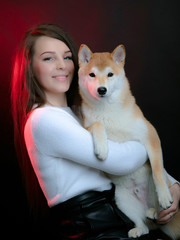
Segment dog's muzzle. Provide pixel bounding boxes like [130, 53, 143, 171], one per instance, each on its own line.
[97, 87, 107, 97]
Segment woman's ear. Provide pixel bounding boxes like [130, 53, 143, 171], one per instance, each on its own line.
[78, 44, 92, 66]
[111, 44, 126, 66]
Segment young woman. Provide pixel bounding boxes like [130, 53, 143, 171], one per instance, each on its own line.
[11, 24, 180, 240]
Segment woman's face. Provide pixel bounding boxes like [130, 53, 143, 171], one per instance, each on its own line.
[32, 36, 75, 106]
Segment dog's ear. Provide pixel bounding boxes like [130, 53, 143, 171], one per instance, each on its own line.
[78, 44, 92, 66]
[112, 45, 126, 66]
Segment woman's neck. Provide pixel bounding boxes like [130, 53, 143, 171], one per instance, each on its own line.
[45, 92, 68, 108]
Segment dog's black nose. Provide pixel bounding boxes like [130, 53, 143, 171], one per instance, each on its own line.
[97, 87, 107, 96]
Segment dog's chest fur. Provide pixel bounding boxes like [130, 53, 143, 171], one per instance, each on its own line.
[82, 99, 147, 144]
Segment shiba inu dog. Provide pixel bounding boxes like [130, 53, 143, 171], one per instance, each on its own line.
[78, 44, 180, 239]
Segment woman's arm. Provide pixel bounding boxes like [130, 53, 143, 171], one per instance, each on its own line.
[29, 107, 148, 176]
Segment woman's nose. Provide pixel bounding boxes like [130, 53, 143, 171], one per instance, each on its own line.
[56, 58, 66, 69]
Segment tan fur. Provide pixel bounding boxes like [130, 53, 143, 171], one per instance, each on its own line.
[78, 44, 180, 239]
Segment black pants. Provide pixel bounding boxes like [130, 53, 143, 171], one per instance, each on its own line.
[50, 185, 152, 240]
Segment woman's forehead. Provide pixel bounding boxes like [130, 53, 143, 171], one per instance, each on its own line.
[34, 36, 70, 55]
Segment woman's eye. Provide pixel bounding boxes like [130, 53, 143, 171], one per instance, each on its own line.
[43, 57, 53, 61]
[64, 56, 73, 60]
[107, 72, 114, 77]
[89, 72, 96, 77]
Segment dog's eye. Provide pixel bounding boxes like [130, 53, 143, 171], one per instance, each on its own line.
[89, 72, 96, 78]
[107, 72, 114, 77]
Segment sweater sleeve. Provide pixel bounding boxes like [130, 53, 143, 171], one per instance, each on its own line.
[166, 173, 180, 186]
[28, 107, 148, 176]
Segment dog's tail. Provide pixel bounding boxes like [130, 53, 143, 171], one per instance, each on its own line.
[160, 210, 180, 239]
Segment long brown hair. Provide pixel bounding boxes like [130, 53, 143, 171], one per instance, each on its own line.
[11, 24, 79, 213]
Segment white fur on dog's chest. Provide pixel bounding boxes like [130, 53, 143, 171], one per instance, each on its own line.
[83, 104, 147, 143]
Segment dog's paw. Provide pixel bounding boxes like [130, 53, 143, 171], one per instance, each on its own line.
[146, 208, 158, 220]
[128, 226, 149, 238]
[157, 187, 173, 210]
[94, 141, 108, 161]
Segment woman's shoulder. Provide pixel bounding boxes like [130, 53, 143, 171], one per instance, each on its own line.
[26, 106, 53, 127]
[27, 105, 71, 123]
[24, 106, 70, 143]
[24, 105, 83, 150]
[24, 107, 50, 136]
[25, 105, 81, 135]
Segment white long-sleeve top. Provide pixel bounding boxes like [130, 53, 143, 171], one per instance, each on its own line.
[24, 105, 176, 207]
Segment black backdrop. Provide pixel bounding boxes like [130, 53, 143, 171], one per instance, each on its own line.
[1, 0, 179, 237]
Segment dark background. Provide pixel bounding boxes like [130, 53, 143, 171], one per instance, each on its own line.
[1, 0, 179, 237]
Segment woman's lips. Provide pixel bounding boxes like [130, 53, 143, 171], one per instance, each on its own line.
[52, 75, 68, 81]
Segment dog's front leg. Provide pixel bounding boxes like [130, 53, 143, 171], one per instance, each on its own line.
[144, 122, 173, 210]
[87, 122, 108, 160]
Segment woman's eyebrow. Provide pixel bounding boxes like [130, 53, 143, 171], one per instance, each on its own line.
[40, 50, 71, 56]
[40, 51, 56, 56]
[65, 50, 72, 54]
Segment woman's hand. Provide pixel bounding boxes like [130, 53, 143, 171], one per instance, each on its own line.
[157, 183, 180, 224]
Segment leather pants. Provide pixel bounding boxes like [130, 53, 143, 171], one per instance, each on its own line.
[50, 185, 152, 240]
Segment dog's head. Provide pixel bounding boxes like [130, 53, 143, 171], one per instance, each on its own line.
[78, 44, 126, 103]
